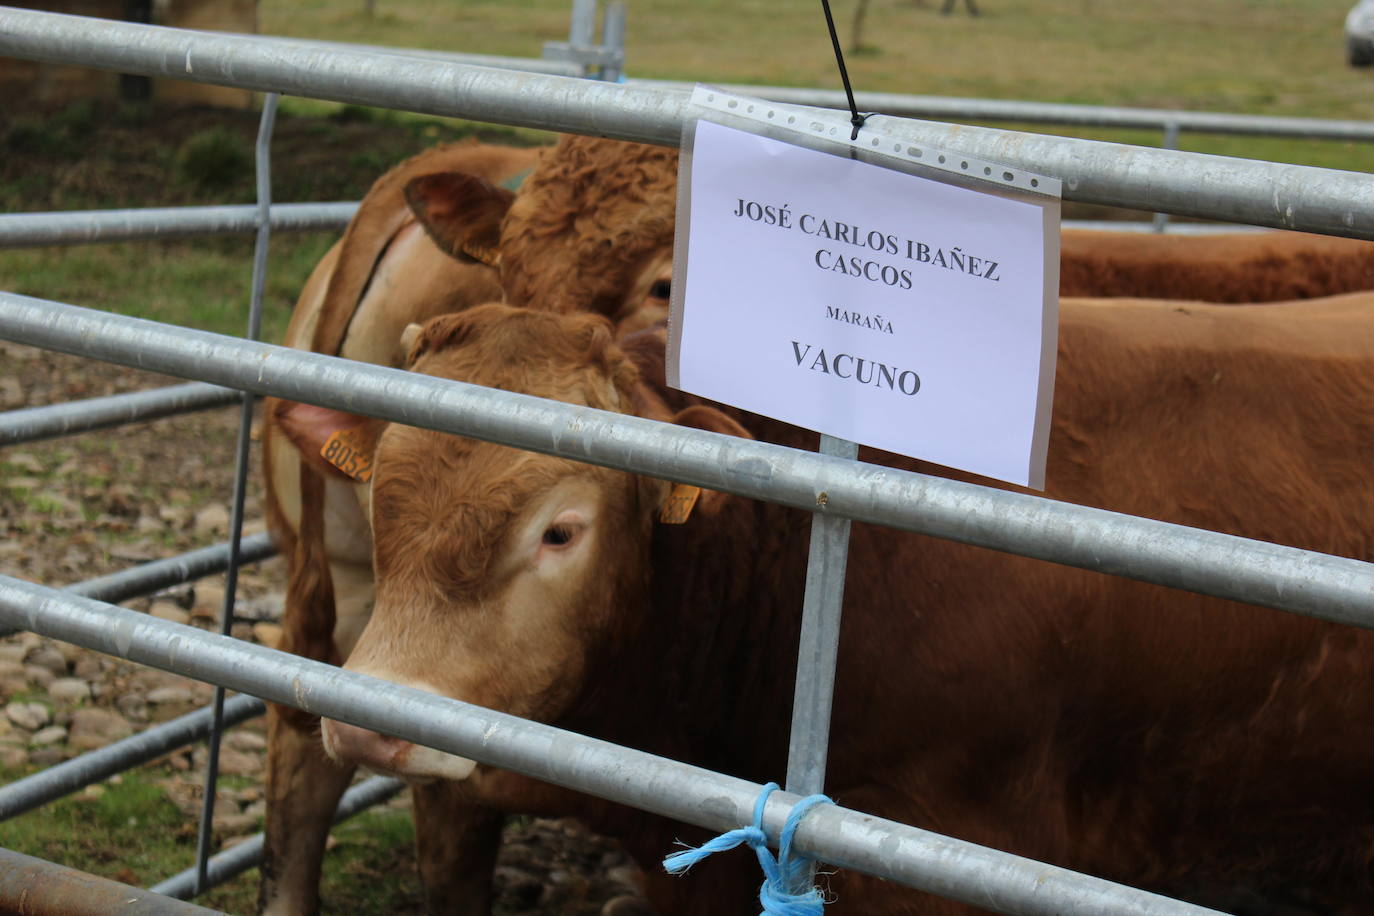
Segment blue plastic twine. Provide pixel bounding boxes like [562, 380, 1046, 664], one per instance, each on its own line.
[663, 782, 834, 916]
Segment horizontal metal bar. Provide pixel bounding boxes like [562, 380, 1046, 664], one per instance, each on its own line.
[0, 846, 226, 916]
[0, 382, 238, 445]
[1, 293, 1368, 629]
[1, 10, 1372, 238]
[66, 532, 277, 605]
[0, 202, 356, 249]
[634, 80, 1374, 142]
[0, 578, 1220, 916]
[243, 32, 582, 78]
[148, 776, 403, 899]
[0, 532, 277, 641]
[0, 693, 264, 822]
[1062, 220, 1268, 234]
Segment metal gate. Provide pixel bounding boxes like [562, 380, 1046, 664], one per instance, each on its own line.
[1, 7, 1373, 916]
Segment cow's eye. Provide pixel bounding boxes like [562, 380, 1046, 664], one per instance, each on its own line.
[649, 279, 672, 300]
[542, 525, 575, 547]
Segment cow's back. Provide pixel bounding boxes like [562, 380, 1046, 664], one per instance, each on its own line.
[1060, 229, 1374, 300]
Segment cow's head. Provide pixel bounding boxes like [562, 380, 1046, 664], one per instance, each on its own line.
[405, 134, 678, 335]
[313, 305, 743, 784]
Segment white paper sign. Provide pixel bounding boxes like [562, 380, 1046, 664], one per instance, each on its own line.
[668, 118, 1059, 488]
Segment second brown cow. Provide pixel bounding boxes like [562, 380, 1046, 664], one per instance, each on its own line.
[294, 294, 1374, 915]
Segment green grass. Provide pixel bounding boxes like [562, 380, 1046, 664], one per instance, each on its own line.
[0, 235, 332, 340]
[0, 766, 422, 914]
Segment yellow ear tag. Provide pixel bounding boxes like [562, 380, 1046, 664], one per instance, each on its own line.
[320, 428, 374, 483]
[659, 483, 701, 524]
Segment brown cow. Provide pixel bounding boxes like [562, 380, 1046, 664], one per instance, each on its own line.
[299, 295, 1374, 915]
[258, 139, 544, 916]
[260, 134, 678, 915]
[1059, 228, 1374, 300]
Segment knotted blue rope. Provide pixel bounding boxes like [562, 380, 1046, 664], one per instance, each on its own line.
[663, 782, 834, 915]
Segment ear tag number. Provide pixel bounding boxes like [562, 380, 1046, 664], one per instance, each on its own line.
[659, 483, 702, 524]
[320, 429, 374, 483]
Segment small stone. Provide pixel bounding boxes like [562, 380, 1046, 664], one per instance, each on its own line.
[72, 656, 104, 680]
[234, 786, 262, 804]
[146, 687, 195, 706]
[28, 747, 65, 767]
[226, 731, 266, 753]
[48, 678, 92, 704]
[606, 865, 644, 891]
[192, 584, 226, 619]
[30, 725, 68, 747]
[216, 747, 260, 776]
[6, 452, 43, 474]
[116, 693, 148, 722]
[0, 746, 28, 770]
[193, 504, 231, 536]
[251, 622, 283, 649]
[213, 813, 259, 837]
[149, 602, 190, 626]
[241, 799, 266, 819]
[23, 665, 54, 689]
[6, 701, 48, 730]
[69, 708, 134, 750]
[25, 646, 67, 676]
[80, 785, 106, 801]
[0, 646, 26, 664]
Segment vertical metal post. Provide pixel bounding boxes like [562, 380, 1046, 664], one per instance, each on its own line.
[786, 433, 859, 795]
[599, 1, 626, 82]
[191, 91, 278, 896]
[1151, 121, 1181, 233]
[568, 0, 598, 47]
[784, 433, 857, 892]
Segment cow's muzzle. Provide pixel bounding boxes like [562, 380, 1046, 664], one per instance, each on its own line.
[321, 718, 477, 781]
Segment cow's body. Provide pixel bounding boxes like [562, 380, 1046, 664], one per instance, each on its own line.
[1060, 228, 1374, 300]
[315, 295, 1374, 915]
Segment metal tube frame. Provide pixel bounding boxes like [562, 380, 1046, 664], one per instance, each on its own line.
[2, 8, 1374, 238]
[0, 846, 227, 916]
[632, 79, 1374, 141]
[2, 294, 1369, 628]
[0, 202, 356, 249]
[0, 382, 237, 446]
[2, 8, 1371, 909]
[0, 577, 1223, 916]
[190, 90, 278, 895]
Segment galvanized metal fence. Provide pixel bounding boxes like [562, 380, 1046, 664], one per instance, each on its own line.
[0, 7, 1372, 916]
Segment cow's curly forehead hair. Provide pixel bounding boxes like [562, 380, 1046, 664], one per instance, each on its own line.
[373, 304, 646, 599]
[402, 303, 640, 410]
[498, 134, 678, 319]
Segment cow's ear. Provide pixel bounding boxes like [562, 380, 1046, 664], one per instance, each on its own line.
[655, 406, 753, 523]
[403, 172, 514, 267]
[273, 401, 383, 484]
